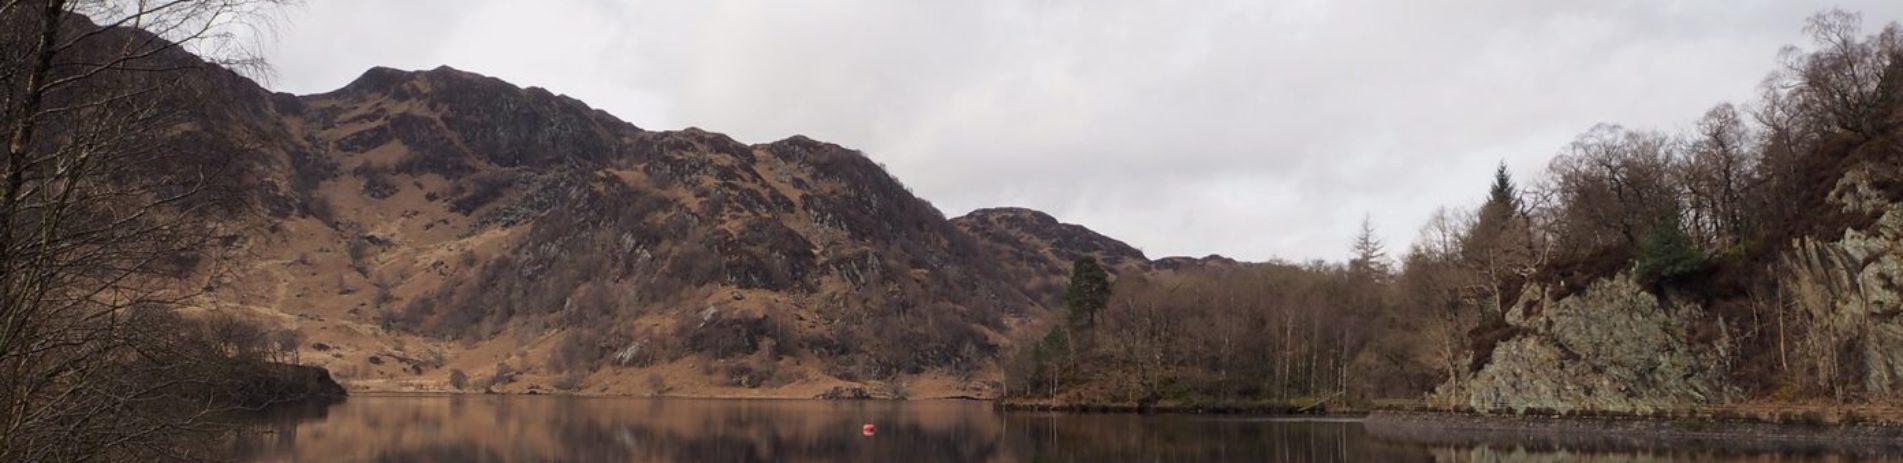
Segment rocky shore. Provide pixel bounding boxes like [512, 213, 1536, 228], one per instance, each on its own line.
[1365, 410, 1903, 456]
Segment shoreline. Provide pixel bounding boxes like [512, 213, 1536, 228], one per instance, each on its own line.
[324, 390, 1903, 449]
[1364, 410, 1903, 455]
[992, 398, 1356, 416]
[339, 389, 992, 401]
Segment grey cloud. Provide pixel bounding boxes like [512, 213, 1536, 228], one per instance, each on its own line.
[264, 0, 1903, 262]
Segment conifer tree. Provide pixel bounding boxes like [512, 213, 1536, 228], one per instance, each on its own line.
[1064, 256, 1112, 329]
[1635, 204, 1705, 285]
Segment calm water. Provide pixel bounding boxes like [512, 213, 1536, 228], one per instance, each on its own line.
[233, 396, 1903, 462]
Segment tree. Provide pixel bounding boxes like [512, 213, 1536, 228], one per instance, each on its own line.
[1462, 163, 1537, 317]
[1680, 104, 1757, 248]
[1348, 216, 1391, 279]
[1402, 210, 1481, 392]
[1467, 164, 1517, 260]
[1634, 205, 1706, 285]
[449, 369, 469, 390]
[0, 2, 287, 460]
[1780, 9, 1901, 139]
[1487, 162, 1519, 215]
[1063, 256, 1111, 329]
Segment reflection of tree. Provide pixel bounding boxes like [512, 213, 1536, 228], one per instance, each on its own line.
[1369, 417, 1903, 462]
[549, 405, 1000, 462]
[228, 401, 337, 460]
[232, 397, 1888, 462]
[235, 397, 1008, 462]
[1003, 415, 1421, 462]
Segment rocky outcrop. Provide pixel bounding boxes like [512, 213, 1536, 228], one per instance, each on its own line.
[1778, 167, 1903, 397]
[1434, 276, 1721, 413]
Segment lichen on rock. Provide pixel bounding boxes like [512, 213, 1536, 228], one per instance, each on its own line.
[1436, 275, 1721, 413]
[1778, 168, 1903, 397]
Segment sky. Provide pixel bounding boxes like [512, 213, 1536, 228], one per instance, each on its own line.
[258, 0, 1903, 263]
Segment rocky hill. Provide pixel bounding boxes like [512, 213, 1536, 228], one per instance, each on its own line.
[124, 44, 1161, 396]
[951, 207, 1148, 305]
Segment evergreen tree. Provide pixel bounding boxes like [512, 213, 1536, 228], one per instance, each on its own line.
[1635, 204, 1705, 285]
[1349, 216, 1391, 279]
[1462, 162, 1526, 320]
[1487, 162, 1517, 211]
[1064, 256, 1112, 329]
[1463, 163, 1522, 268]
[1474, 162, 1519, 235]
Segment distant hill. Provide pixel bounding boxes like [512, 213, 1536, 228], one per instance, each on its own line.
[132, 38, 1177, 397]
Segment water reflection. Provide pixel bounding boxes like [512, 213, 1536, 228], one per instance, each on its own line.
[231, 396, 1903, 462]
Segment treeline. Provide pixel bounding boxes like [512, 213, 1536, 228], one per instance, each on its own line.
[1007, 9, 1903, 406]
[1003, 225, 1424, 405]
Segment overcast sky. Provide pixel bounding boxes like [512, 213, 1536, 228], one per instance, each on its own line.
[261, 0, 1903, 263]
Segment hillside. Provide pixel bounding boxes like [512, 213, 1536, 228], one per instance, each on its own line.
[129, 49, 1156, 397]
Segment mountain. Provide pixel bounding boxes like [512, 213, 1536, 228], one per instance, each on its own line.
[137, 52, 1156, 396]
[951, 207, 1147, 305]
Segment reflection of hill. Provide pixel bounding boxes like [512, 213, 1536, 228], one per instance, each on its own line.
[232, 396, 1007, 462]
[231, 397, 1897, 462]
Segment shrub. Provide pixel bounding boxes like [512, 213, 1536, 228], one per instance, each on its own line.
[646, 373, 671, 396]
[553, 371, 586, 391]
[722, 362, 761, 388]
[551, 329, 605, 373]
[448, 171, 518, 214]
[358, 167, 399, 199]
[482, 362, 517, 391]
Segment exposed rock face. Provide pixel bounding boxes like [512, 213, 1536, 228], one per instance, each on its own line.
[1435, 276, 1721, 413]
[1780, 167, 1903, 397]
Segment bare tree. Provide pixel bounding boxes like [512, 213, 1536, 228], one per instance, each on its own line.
[1678, 104, 1758, 249]
[0, 1, 287, 461]
[1404, 208, 1481, 390]
[1777, 9, 1902, 139]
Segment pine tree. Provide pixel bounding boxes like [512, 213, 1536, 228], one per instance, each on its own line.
[1349, 216, 1391, 279]
[1635, 204, 1705, 285]
[1064, 256, 1112, 329]
[1476, 162, 1518, 231]
[1464, 163, 1521, 269]
[1487, 162, 1517, 210]
[1463, 162, 1526, 320]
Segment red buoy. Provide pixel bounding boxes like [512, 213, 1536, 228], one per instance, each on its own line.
[861, 423, 876, 436]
